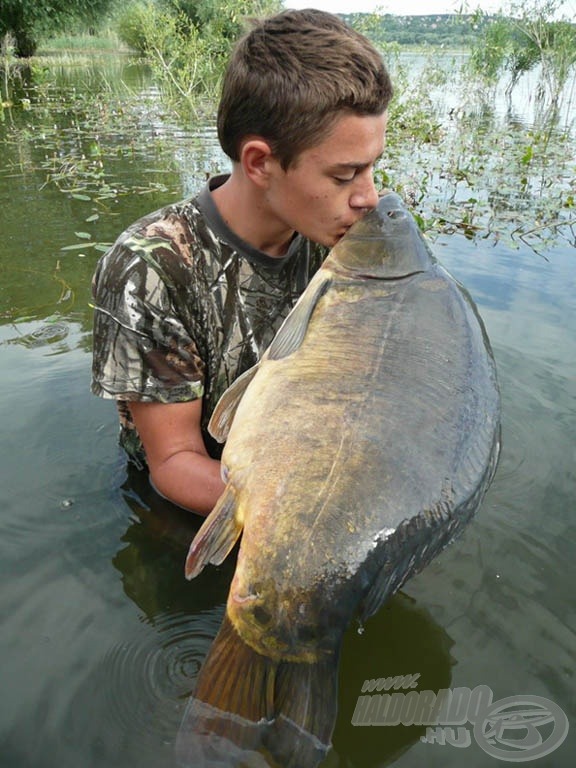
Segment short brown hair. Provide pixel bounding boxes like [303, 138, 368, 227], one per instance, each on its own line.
[217, 9, 393, 169]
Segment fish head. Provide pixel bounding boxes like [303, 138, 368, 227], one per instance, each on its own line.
[226, 551, 350, 664]
[328, 191, 434, 279]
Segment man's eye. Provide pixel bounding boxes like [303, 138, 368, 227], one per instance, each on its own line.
[334, 175, 355, 184]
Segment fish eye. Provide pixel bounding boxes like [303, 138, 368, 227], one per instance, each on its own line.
[221, 464, 230, 484]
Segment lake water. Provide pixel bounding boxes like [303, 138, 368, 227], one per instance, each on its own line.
[1, 55, 575, 767]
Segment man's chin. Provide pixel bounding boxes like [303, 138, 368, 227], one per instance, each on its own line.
[303, 228, 347, 248]
[320, 231, 346, 248]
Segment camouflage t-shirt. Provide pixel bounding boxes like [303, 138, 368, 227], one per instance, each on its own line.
[91, 175, 325, 466]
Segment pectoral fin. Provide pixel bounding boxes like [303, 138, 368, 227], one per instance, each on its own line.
[268, 270, 332, 361]
[208, 270, 331, 444]
[208, 364, 259, 443]
[184, 486, 242, 579]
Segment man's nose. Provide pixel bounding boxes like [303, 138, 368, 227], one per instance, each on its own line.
[350, 172, 379, 211]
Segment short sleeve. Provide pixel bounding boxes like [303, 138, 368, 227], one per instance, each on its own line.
[91, 243, 205, 405]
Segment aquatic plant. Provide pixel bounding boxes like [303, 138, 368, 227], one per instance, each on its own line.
[469, 0, 576, 118]
[1, 19, 574, 259]
[373, 39, 575, 256]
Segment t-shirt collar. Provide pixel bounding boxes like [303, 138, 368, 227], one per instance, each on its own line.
[196, 174, 304, 272]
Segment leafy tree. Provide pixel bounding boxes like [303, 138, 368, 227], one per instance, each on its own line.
[470, 16, 541, 93]
[116, 0, 280, 110]
[0, 0, 117, 57]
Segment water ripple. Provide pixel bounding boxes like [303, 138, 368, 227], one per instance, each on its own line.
[106, 613, 219, 712]
[64, 608, 224, 767]
[493, 347, 561, 515]
[104, 609, 222, 723]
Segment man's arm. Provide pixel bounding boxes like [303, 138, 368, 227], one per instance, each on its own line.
[128, 399, 225, 516]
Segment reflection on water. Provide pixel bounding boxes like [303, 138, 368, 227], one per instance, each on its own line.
[333, 593, 455, 768]
[174, 594, 454, 768]
[1, 56, 575, 768]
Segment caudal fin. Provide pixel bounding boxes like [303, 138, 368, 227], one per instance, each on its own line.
[175, 614, 338, 768]
[194, 613, 276, 721]
[265, 655, 338, 768]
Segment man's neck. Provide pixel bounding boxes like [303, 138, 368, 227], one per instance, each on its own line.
[211, 173, 294, 257]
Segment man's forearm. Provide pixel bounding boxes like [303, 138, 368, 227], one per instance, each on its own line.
[150, 450, 226, 516]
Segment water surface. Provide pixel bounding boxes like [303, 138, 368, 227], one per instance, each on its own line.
[1, 56, 575, 767]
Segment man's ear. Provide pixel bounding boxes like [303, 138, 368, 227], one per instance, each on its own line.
[240, 138, 277, 188]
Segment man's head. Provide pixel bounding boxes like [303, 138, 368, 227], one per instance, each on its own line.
[218, 8, 393, 170]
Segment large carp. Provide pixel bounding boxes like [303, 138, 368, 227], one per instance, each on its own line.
[178, 191, 501, 766]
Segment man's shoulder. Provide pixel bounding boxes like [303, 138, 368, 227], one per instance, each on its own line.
[93, 190, 224, 283]
[121, 193, 212, 254]
[123, 197, 211, 266]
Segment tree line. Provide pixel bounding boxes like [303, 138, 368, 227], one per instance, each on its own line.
[342, 12, 492, 48]
[1, 0, 574, 117]
[1, 0, 115, 57]
[0, 0, 280, 58]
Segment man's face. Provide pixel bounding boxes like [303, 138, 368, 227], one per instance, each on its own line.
[265, 111, 388, 248]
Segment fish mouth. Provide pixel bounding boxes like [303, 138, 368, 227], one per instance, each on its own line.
[336, 213, 377, 241]
[227, 590, 338, 663]
[231, 590, 259, 605]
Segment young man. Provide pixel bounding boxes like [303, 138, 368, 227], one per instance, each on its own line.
[91, 8, 393, 516]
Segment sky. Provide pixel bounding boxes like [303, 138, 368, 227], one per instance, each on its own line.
[284, 0, 575, 18]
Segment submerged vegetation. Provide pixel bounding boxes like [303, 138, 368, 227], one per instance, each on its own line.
[0, 0, 574, 259]
[376, 41, 575, 255]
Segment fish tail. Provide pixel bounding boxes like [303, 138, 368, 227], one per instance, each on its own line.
[264, 654, 339, 767]
[176, 613, 338, 767]
[175, 614, 276, 766]
[195, 613, 276, 720]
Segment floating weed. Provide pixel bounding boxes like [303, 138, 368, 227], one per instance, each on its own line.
[61, 240, 111, 253]
[3, 72, 184, 217]
[385, 96, 575, 252]
[377, 48, 576, 253]
[2, 52, 574, 259]
[3, 320, 70, 349]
